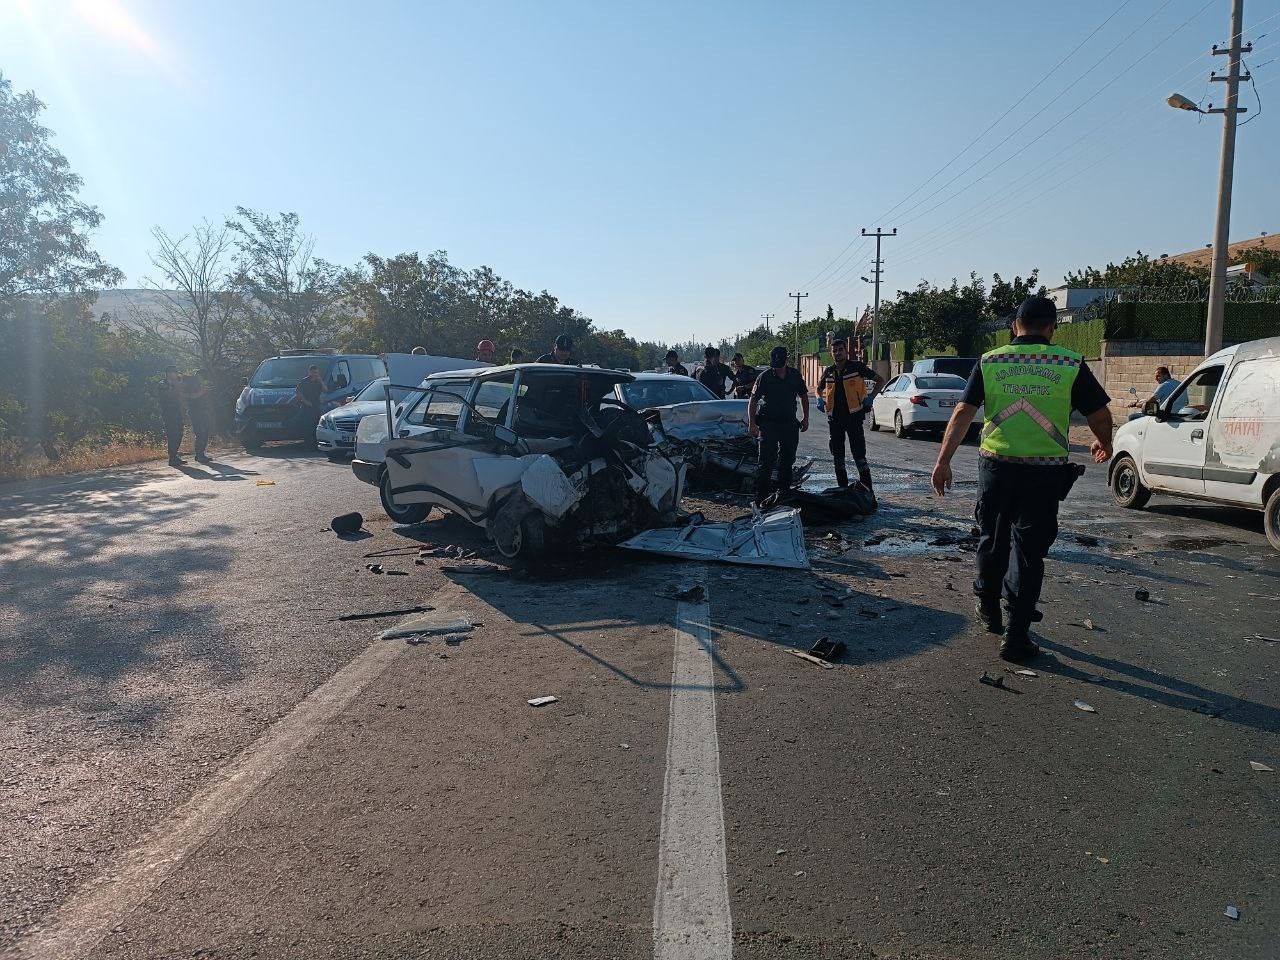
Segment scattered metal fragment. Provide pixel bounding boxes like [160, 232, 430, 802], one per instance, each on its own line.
[379, 611, 474, 641]
[808, 637, 846, 662]
[1255, 634, 1279, 643]
[528, 696, 558, 707]
[1249, 761, 1274, 772]
[1074, 700, 1097, 713]
[787, 649, 834, 670]
[365, 564, 384, 574]
[979, 672, 1009, 690]
[1012, 668, 1038, 677]
[1225, 905, 1240, 920]
[1082, 618, 1094, 631]
[336, 605, 434, 622]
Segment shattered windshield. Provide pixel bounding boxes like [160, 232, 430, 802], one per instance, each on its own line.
[252, 357, 326, 387]
[620, 378, 717, 409]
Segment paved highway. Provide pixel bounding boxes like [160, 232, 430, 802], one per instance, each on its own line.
[1, 430, 1276, 959]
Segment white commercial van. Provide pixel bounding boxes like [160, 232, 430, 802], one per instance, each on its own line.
[1109, 336, 1280, 549]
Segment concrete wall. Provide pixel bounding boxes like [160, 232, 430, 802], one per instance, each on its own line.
[1099, 340, 1204, 422]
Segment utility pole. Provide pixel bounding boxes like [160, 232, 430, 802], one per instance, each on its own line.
[1204, 0, 1250, 356]
[861, 227, 896, 369]
[760, 312, 775, 334]
[787, 292, 808, 365]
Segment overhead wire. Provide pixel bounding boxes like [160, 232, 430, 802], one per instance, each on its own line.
[794, 0, 1151, 297]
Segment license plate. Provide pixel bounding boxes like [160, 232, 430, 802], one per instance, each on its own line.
[939, 400, 956, 408]
[257, 421, 282, 428]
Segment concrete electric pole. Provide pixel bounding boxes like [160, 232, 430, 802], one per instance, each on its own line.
[787, 292, 808, 365]
[861, 227, 896, 369]
[760, 312, 775, 334]
[1204, 0, 1250, 356]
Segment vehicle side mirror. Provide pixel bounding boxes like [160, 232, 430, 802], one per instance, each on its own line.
[1143, 399, 1164, 421]
[493, 425, 519, 446]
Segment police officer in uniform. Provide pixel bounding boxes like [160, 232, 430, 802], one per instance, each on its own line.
[696, 347, 733, 399]
[748, 346, 809, 502]
[931, 296, 1113, 662]
[663, 350, 689, 377]
[817, 337, 884, 500]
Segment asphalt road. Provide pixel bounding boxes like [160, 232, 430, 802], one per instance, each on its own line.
[1, 427, 1276, 960]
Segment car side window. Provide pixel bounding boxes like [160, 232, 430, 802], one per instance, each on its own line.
[330, 360, 351, 391]
[465, 375, 516, 437]
[1167, 366, 1224, 421]
[418, 382, 467, 428]
[402, 387, 436, 426]
[883, 376, 900, 393]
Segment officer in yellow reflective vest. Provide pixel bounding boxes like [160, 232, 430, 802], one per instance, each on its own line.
[931, 297, 1114, 661]
[817, 338, 884, 501]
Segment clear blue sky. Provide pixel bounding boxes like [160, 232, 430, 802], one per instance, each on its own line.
[3, 0, 1278, 346]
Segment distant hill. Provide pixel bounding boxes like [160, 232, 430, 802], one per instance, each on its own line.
[89, 289, 188, 323]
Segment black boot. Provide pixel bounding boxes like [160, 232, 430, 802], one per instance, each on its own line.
[974, 597, 1003, 634]
[858, 468, 877, 509]
[999, 619, 1041, 662]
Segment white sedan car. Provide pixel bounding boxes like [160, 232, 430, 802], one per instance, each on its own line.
[870, 372, 975, 438]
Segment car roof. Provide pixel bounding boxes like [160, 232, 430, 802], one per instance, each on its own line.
[423, 362, 635, 385]
[630, 371, 701, 381]
[263, 353, 381, 361]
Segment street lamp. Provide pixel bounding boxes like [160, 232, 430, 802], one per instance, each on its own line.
[1166, 0, 1251, 356]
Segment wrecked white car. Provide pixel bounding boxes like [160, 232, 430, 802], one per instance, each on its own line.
[645, 398, 813, 491]
[375, 364, 687, 561]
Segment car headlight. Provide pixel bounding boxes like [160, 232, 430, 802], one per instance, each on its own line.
[319, 415, 333, 429]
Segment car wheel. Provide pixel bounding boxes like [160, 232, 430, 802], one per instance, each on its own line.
[1110, 455, 1151, 510]
[379, 470, 431, 525]
[893, 410, 908, 439]
[241, 428, 262, 451]
[1264, 484, 1280, 551]
[493, 512, 546, 562]
[869, 407, 880, 431]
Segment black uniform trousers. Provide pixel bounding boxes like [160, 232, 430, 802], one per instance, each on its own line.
[162, 413, 184, 461]
[827, 413, 869, 485]
[189, 411, 210, 459]
[755, 421, 800, 498]
[972, 457, 1060, 629]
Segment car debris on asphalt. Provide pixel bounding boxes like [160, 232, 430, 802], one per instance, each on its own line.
[1074, 700, 1098, 713]
[378, 611, 475, 641]
[527, 696, 558, 707]
[620, 507, 811, 569]
[330, 511, 364, 535]
[1225, 905, 1240, 920]
[786, 648, 835, 670]
[336, 605, 435, 622]
[1249, 761, 1274, 772]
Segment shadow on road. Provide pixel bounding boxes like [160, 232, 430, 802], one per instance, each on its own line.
[0, 470, 242, 724]
[1036, 639, 1280, 734]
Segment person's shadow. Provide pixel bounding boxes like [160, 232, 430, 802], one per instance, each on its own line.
[173, 459, 259, 481]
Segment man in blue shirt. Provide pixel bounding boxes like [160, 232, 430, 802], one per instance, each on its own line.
[1127, 366, 1181, 420]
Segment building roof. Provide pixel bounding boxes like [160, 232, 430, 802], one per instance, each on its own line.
[1163, 232, 1280, 268]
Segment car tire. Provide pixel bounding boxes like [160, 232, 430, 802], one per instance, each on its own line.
[493, 512, 546, 562]
[1110, 455, 1151, 510]
[893, 410, 908, 439]
[1264, 484, 1280, 552]
[379, 470, 431, 525]
[326, 452, 344, 463]
[241, 428, 262, 451]
[869, 407, 880, 431]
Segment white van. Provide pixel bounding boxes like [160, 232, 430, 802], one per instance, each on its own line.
[1109, 336, 1280, 549]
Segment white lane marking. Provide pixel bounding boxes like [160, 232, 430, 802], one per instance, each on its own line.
[9, 586, 461, 960]
[653, 575, 733, 960]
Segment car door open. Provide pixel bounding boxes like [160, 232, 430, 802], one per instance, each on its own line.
[1140, 365, 1224, 496]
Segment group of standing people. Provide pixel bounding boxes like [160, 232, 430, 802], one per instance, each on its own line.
[687, 295, 1117, 665]
[157, 367, 215, 467]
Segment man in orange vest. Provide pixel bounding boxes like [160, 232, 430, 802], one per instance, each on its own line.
[818, 337, 884, 500]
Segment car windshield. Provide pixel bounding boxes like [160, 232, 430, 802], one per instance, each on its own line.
[915, 375, 967, 390]
[620, 378, 716, 408]
[354, 377, 391, 402]
[252, 357, 325, 387]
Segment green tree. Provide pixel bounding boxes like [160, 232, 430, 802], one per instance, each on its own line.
[226, 206, 349, 353]
[1063, 251, 1204, 288]
[0, 72, 148, 464]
